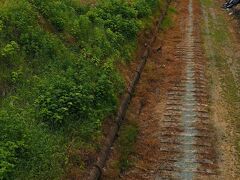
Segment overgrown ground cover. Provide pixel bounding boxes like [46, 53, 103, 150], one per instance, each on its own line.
[201, 0, 240, 176]
[0, 0, 166, 179]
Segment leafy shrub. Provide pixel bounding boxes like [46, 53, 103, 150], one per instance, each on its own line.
[0, 41, 19, 61]
[72, 3, 90, 15]
[0, 0, 37, 40]
[133, 0, 152, 18]
[29, 0, 77, 32]
[0, 108, 65, 179]
[87, 0, 140, 39]
[145, 0, 160, 9]
[10, 68, 24, 86]
[0, 0, 69, 62]
[118, 124, 138, 172]
[35, 77, 95, 128]
[71, 15, 93, 44]
[0, 111, 27, 179]
[0, 20, 3, 32]
[19, 30, 60, 59]
[51, 17, 65, 32]
[35, 59, 122, 131]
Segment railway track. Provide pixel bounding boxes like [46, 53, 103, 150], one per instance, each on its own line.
[156, 0, 219, 179]
[103, 0, 223, 179]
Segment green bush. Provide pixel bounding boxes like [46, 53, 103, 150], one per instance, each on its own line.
[0, 20, 3, 32]
[35, 59, 122, 130]
[0, 111, 27, 179]
[0, 109, 65, 179]
[0, 41, 19, 64]
[133, 0, 152, 18]
[118, 124, 138, 172]
[29, 0, 77, 32]
[0, 0, 69, 62]
[0, 0, 37, 40]
[87, 0, 140, 39]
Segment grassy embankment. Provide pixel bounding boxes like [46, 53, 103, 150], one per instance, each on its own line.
[0, 0, 167, 179]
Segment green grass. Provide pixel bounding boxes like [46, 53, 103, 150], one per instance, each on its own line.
[117, 123, 138, 172]
[201, 0, 240, 161]
[200, 0, 212, 7]
[161, 6, 176, 30]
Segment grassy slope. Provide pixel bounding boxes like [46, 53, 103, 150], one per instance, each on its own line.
[0, 0, 165, 179]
